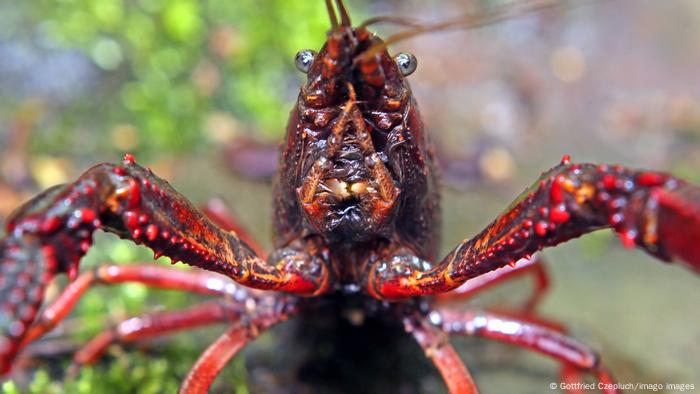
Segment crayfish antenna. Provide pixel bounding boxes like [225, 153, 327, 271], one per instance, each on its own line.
[357, 0, 563, 61]
[335, 0, 352, 26]
[325, 0, 339, 28]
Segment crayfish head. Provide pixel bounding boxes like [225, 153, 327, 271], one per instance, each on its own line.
[297, 24, 411, 111]
[273, 1, 437, 254]
[288, 22, 410, 242]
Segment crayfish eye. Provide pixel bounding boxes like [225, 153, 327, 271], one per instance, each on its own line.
[295, 49, 317, 73]
[394, 52, 417, 76]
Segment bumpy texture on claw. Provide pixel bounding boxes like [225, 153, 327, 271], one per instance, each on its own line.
[369, 160, 700, 299]
[0, 155, 329, 375]
[0, 237, 58, 374]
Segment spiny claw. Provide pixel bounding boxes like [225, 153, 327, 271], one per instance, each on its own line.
[0, 236, 59, 375]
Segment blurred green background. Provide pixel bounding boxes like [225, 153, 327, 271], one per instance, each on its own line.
[1, 0, 700, 393]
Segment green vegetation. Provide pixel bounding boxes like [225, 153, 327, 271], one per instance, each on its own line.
[1, 0, 364, 159]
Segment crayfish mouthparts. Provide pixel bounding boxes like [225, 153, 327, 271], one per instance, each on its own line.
[320, 178, 370, 200]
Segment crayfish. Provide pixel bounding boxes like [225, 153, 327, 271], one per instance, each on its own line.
[1, 1, 700, 393]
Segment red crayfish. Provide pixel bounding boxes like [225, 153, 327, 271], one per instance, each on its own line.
[1, 1, 700, 393]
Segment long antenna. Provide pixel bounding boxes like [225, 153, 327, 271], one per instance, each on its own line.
[357, 0, 564, 61]
[326, 0, 339, 29]
[335, 0, 352, 26]
[360, 16, 423, 29]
